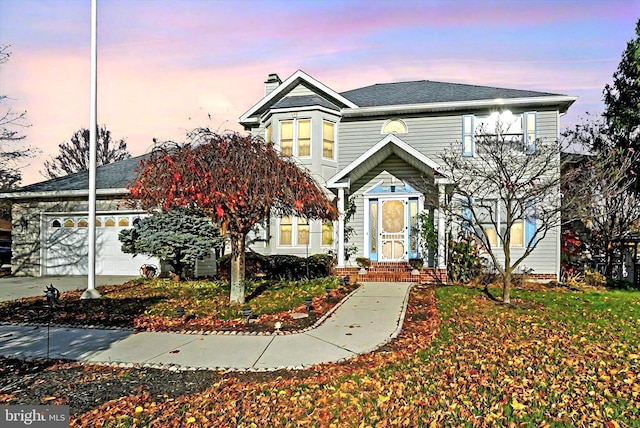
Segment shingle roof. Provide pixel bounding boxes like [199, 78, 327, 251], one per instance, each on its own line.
[13, 154, 149, 193]
[340, 80, 564, 107]
[271, 94, 340, 111]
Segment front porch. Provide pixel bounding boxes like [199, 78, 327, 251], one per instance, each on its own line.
[334, 262, 447, 284]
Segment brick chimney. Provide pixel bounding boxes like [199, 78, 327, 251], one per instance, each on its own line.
[264, 73, 281, 96]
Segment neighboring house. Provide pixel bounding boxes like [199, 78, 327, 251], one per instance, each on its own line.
[239, 70, 576, 281]
[0, 219, 11, 267]
[1, 70, 575, 281]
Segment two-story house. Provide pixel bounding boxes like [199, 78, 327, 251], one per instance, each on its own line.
[239, 70, 576, 281]
[1, 69, 575, 281]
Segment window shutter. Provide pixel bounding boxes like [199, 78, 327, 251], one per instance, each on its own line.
[525, 199, 538, 246]
[462, 115, 474, 156]
[461, 197, 473, 234]
[524, 112, 537, 154]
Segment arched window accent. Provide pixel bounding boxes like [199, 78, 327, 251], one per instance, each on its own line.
[95, 218, 102, 227]
[63, 219, 75, 228]
[104, 218, 116, 227]
[133, 217, 141, 226]
[382, 119, 408, 134]
[77, 218, 89, 228]
[51, 219, 62, 228]
[118, 217, 130, 227]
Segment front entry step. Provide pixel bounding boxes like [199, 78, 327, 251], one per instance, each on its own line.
[333, 263, 446, 284]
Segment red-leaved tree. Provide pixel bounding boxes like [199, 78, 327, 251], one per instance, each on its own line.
[128, 130, 337, 304]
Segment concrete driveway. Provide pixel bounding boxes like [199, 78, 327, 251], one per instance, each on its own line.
[0, 276, 137, 302]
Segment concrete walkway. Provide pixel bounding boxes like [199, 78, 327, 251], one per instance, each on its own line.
[0, 282, 413, 371]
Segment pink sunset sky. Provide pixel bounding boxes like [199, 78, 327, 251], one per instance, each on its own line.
[0, 0, 638, 186]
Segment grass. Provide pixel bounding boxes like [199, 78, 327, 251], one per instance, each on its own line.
[407, 286, 640, 425]
[121, 284, 637, 426]
[4, 281, 639, 426]
[0, 276, 356, 332]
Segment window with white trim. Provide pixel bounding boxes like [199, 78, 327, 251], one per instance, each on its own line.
[278, 216, 311, 247]
[382, 119, 408, 134]
[279, 216, 293, 245]
[463, 111, 538, 155]
[465, 199, 537, 248]
[280, 119, 311, 157]
[297, 217, 309, 245]
[322, 121, 335, 159]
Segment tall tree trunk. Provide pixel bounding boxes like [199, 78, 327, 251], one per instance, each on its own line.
[229, 232, 246, 304]
[503, 243, 512, 304]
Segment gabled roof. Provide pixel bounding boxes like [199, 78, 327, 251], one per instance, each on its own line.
[239, 70, 358, 127]
[340, 80, 563, 107]
[240, 71, 577, 127]
[327, 134, 445, 189]
[1, 154, 149, 198]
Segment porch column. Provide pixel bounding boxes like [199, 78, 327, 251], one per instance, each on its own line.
[337, 188, 345, 268]
[437, 183, 446, 269]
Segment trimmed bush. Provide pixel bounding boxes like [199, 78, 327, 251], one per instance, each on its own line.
[216, 253, 336, 281]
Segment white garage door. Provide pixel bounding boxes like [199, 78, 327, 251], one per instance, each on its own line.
[43, 213, 158, 276]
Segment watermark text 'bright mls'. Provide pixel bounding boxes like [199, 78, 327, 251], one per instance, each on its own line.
[2, 406, 69, 427]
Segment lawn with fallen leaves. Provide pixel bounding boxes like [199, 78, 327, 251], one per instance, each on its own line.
[0, 277, 355, 332]
[2, 284, 639, 426]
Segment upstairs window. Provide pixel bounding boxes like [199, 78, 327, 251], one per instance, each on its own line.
[280, 119, 311, 158]
[298, 120, 311, 157]
[463, 111, 538, 155]
[323, 121, 335, 159]
[280, 121, 294, 156]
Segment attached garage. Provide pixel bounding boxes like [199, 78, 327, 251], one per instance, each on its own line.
[42, 212, 158, 276]
[1, 155, 218, 278]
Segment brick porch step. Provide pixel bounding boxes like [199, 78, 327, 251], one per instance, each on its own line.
[333, 263, 446, 285]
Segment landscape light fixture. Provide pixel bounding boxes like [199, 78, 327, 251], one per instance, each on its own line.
[305, 297, 312, 312]
[242, 306, 252, 325]
[175, 306, 185, 318]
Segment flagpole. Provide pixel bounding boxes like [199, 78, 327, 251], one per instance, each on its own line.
[82, 0, 101, 299]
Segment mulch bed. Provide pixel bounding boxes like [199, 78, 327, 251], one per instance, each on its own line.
[0, 358, 316, 417]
